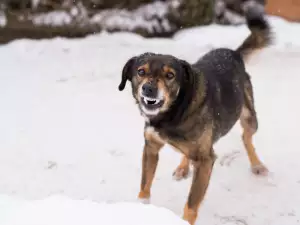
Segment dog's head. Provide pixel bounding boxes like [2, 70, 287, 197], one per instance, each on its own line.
[118, 53, 195, 120]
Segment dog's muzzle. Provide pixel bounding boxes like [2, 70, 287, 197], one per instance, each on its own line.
[140, 83, 164, 116]
[142, 83, 157, 99]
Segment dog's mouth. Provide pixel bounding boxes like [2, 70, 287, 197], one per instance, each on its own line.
[140, 96, 164, 116]
[142, 97, 162, 105]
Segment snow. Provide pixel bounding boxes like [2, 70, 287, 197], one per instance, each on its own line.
[0, 15, 300, 225]
[0, 10, 6, 27]
[31, 0, 41, 10]
[29, 1, 179, 33]
[214, 0, 246, 25]
[31, 10, 73, 26]
[90, 1, 177, 33]
[1, 195, 189, 225]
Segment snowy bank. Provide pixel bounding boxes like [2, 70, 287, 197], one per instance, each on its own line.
[1, 195, 189, 225]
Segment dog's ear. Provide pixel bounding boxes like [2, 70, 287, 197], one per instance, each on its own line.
[118, 56, 137, 91]
[179, 60, 195, 85]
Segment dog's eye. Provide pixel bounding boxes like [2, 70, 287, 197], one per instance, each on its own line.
[166, 72, 175, 79]
[137, 69, 146, 76]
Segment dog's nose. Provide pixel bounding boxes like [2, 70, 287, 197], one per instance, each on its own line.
[142, 83, 158, 98]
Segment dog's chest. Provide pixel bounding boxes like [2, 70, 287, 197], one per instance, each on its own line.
[144, 126, 166, 144]
[144, 126, 199, 156]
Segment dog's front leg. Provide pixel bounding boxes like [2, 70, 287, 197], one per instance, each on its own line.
[138, 127, 165, 203]
[183, 149, 216, 225]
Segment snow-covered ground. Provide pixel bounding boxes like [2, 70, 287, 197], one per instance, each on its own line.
[1, 195, 189, 225]
[0, 15, 300, 225]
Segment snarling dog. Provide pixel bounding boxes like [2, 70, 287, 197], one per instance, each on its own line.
[118, 8, 272, 225]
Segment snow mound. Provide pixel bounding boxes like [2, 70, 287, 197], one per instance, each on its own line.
[3, 195, 189, 225]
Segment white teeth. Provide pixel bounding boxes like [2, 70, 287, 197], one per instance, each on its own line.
[144, 97, 156, 101]
[143, 97, 159, 104]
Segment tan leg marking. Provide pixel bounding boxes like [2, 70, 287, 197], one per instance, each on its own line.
[173, 155, 190, 181]
[183, 153, 215, 225]
[138, 126, 165, 203]
[240, 105, 268, 175]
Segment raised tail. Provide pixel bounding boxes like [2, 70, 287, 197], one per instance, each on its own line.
[236, 1, 273, 61]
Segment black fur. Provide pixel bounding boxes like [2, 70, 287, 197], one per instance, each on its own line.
[150, 59, 199, 129]
[118, 56, 137, 91]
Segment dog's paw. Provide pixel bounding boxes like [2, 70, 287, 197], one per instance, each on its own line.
[173, 167, 190, 181]
[138, 198, 151, 204]
[138, 191, 151, 204]
[251, 164, 269, 176]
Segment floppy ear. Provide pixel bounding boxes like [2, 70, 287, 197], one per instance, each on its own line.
[179, 60, 195, 86]
[118, 57, 137, 91]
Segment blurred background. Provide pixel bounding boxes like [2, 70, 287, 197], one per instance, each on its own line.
[0, 0, 299, 44]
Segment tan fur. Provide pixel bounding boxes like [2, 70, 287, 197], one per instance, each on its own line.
[138, 127, 165, 200]
[163, 65, 176, 76]
[239, 81, 268, 175]
[168, 123, 213, 158]
[183, 150, 216, 225]
[138, 63, 150, 73]
[240, 107, 259, 164]
[173, 156, 190, 180]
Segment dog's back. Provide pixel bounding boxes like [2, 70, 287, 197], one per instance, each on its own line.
[193, 48, 245, 140]
[192, 8, 272, 141]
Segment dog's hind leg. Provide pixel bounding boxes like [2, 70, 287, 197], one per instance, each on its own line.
[173, 155, 190, 181]
[240, 78, 268, 175]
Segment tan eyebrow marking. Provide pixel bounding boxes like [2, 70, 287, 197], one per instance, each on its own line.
[138, 63, 150, 73]
[163, 65, 176, 75]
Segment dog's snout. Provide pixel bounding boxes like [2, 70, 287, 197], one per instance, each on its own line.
[142, 83, 158, 98]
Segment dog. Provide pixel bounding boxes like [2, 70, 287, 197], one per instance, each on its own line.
[118, 6, 272, 225]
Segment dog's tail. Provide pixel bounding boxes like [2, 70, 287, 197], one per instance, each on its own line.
[236, 2, 272, 61]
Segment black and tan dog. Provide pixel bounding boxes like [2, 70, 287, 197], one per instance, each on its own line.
[118, 7, 272, 225]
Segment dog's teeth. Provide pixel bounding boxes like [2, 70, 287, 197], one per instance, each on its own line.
[143, 97, 160, 105]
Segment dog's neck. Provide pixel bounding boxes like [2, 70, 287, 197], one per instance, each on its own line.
[146, 72, 206, 131]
